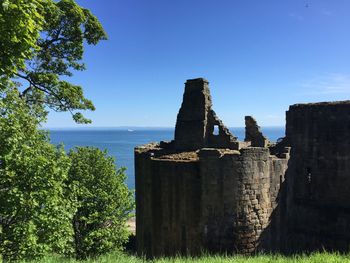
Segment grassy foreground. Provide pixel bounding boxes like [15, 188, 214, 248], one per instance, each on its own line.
[18, 252, 350, 263]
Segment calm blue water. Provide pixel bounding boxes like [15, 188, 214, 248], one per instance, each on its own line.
[49, 127, 284, 190]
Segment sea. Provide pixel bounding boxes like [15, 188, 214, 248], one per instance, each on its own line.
[49, 127, 285, 190]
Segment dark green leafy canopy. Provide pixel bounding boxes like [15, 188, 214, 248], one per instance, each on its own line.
[0, 0, 107, 123]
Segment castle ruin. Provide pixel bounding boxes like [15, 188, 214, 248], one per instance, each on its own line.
[135, 78, 350, 257]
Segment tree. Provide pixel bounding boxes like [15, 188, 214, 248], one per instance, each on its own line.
[68, 147, 134, 259]
[0, 87, 76, 261]
[0, 0, 107, 123]
[0, 0, 43, 76]
[0, 1, 134, 260]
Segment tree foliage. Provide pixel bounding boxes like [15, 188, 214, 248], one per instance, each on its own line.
[0, 90, 134, 261]
[0, 0, 107, 123]
[68, 147, 134, 259]
[0, 87, 75, 261]
[0, 2, 134, 260]
[0, 0, 43, 76]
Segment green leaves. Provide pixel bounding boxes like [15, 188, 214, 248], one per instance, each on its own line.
[0, 0, 43, 75]
[73, 112, 92, 124]
[0, 0, 107, 123]
[0, 90, 133, 261]
[83, 8, 108, 45]
[0, 2, 126, 258]
[68, 147, 134, 259]
[2, 0, 9, 10]
[0, 88, 75, 260]
[0, 96, 134, 260]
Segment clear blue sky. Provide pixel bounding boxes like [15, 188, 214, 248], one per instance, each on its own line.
[45, 0, 350, 128]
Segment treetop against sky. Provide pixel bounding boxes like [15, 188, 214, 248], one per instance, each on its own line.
[45, 0, 350, 128]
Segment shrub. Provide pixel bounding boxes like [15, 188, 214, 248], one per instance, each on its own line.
[68, 147, 134, 259]
[0, 89, 75, 260]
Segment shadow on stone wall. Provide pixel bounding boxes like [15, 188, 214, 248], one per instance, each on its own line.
[135, 78, 350, 258]
[256, 162, 289, 254]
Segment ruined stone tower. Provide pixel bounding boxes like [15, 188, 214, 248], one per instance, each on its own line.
[135, 78, 290, 256]
[135, 79, 350, 257]
[174, 78, 238, 150]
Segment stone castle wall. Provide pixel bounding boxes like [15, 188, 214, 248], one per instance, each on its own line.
[198, 147, 288, 254]
[136, 78, 290, 257]
[135, 145, 289, 257]
[135, 79, 350, 257]
[285, 102, 350, 252]
[135, 145, 202, 256]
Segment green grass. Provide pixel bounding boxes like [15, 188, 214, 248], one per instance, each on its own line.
[18, 252, 350, 263]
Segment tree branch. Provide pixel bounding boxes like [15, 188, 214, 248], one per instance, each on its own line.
[38, 26, 64, 50]
[14, 73, 47, 97]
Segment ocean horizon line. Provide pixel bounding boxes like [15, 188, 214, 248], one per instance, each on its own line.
[43, 125, 285, 131]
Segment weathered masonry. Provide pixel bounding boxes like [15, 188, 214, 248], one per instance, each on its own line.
[135, 78, 350, 257]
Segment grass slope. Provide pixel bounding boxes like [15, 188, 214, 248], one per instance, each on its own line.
[19, 252, 350, 263]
